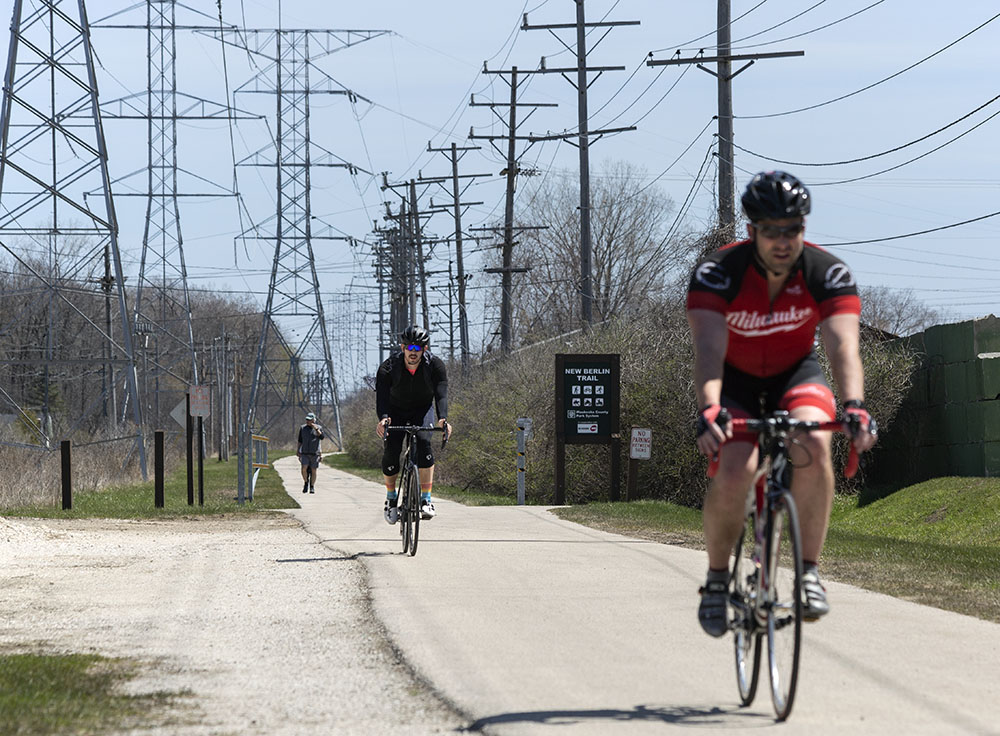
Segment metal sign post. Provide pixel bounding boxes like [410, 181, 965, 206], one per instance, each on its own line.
[627, 427, 652, 501]
[516, 417, 533, 505]
[554, 354, 621, 504]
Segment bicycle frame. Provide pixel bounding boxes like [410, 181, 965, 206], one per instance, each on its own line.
[724, 410, 857, 720]
[384, 425, 447, 557]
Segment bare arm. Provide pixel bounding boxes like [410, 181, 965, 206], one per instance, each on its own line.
[687, 308, 731, 455]
[819, 313, 864, 405]
[688, 309, 729, 409]
[820, 312, 877, 451]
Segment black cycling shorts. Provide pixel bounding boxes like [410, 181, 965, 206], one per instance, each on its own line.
[381, 405, 436, 476]
[721, 352, 835, 423]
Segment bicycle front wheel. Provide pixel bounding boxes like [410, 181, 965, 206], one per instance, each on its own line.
[400, 468, 413, 554]
[765, 491, 803, 721]
[732, 510, 762, 706]
[407, 468, 420, 557]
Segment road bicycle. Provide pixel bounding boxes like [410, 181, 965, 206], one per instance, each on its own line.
[716, 410, 859, 721]
[385, 425, 447, 557]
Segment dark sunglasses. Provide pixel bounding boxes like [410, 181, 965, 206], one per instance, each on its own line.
[405, 344, 423, 352]
[754, 222, 805, 239]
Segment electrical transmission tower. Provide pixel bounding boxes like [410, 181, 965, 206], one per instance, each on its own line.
[0, 0, 146, 473]
[209, 28, 389, 448]
[647, 0, 802, 232]
[522, 1, 639, 327]
[94, 2, 257, 427]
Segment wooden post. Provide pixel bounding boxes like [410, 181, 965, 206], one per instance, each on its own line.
[197, 415, 204, 506]
[154, 430, 165, 508]
[626, 457, 639, 502]
[60, 440, 72, 510]
[186, 392, 194, 505]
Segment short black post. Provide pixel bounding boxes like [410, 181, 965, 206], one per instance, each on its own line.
[154, 430, 165, 508]
[186, 392, 194, 505]
[60, 440, 72, 510]
[197, 416, 204, 506]
[609, 436, 621, 502]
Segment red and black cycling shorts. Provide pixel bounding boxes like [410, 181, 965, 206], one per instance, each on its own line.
[721, 352, 836, 443]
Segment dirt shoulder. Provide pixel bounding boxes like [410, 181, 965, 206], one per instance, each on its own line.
[0, 513, 465, 735]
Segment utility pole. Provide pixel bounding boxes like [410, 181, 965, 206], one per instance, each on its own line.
[424, 142, 489, 373]
[522, 2, 639, 328]
[647, 0, 803, 231]
[469, 67, 553, 352]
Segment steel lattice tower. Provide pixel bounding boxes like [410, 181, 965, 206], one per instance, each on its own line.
[94, 1, 254, 427]
[211, 28, 389, 447]
[0, 0, 146, 473]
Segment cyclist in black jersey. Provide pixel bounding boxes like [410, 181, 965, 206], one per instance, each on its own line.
[375, 326, 451, 523]
[687, 172, 877, 637]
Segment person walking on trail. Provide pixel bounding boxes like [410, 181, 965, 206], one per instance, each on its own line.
[297, 411, 324, 494]
[375, 325, 451, 523]
[686, 170, 878, 637]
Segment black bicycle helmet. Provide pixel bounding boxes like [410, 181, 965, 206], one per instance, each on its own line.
[741, 171, 811, 222]
[399, 325, 430, 347]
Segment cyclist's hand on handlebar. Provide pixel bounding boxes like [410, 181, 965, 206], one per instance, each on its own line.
[842, 401, 877, 453]
[376, 417, 390, 439]
[436, 418, 451, 441]
[695, 404, 732, 457]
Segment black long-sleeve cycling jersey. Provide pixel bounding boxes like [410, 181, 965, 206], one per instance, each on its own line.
[375, 350, 448, 421]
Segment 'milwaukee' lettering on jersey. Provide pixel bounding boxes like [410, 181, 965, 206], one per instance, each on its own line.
[727, 305, 814, 337]
[686, 240, 861, 377]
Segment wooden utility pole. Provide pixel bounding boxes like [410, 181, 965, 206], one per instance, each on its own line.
[522, 2, 639, 328]
[422, 143, 488, 372]
[647, 0, 803, 231]
[470, 68, 553, 352]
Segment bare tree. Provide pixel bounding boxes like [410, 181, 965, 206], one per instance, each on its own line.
[503, 160, 680, 344]
[859, 286, 947, 337]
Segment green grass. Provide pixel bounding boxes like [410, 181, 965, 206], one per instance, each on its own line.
[323, 452, 516, 506]
[2, 450, 298, 518]
[555, 478, 1000, 623]
[0, 651, 186, 734]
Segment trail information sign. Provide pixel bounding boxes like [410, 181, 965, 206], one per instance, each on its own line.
[554, 354, 621, 504]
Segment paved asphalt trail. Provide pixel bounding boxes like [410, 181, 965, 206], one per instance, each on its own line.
[284, 457, 1000, 736]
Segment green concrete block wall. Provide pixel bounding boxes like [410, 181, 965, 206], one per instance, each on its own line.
[985, 442, 1000, 477]
[941, 320, 975, 363]
[944, 402, 968, 445]
[983, 400, 1000, 442]
[950, 443, 984, 476]
[919, 445, 950, 478]
[944, 362, 967, 403]
[928, 364, 946, 405]
[973, 315, 1000, 355]
[922, 325, 944, 363]
[923, 404, 947, 446]
[979, 358, 1000, 400]
[967, 401, 985, 441]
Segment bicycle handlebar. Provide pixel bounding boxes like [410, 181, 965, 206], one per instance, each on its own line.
[383, 424, 449, 447]
[711, 416, 859, 478]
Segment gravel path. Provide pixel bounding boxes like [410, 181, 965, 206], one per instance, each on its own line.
[0, 511, 468, 734]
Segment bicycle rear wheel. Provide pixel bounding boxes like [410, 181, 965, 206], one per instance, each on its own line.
[731, 510, 762, 706]
[407, 467, 420, 557]
[765, 491, 803, 721]
[400, 467, 413, 554]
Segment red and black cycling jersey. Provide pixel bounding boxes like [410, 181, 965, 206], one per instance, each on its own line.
[686, 239, 861, 377]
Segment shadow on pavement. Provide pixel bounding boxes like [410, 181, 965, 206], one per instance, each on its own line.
[466, 703, 772, 731]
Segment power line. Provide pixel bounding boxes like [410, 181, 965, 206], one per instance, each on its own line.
[735, 11, 1000, 119]
[819, 210, 1000, 246]
[731, 92, 1000, 167]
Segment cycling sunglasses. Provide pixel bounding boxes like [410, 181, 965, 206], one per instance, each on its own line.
[405, 344, 424, 352]
[754, 222, 805, 239]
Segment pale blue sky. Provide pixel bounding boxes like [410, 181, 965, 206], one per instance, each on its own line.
[4, 1, 999, 383]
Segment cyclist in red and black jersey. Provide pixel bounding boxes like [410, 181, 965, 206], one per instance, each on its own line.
[686, 171, 877, 637]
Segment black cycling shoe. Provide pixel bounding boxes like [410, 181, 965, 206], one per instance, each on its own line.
[698, 579, 729, 637]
